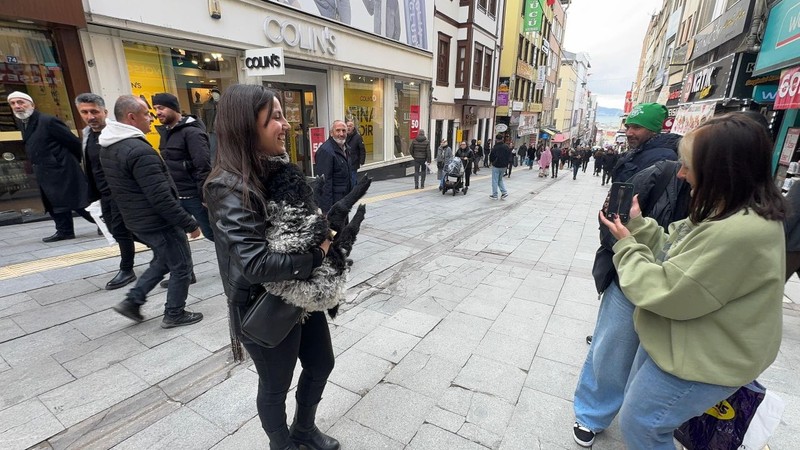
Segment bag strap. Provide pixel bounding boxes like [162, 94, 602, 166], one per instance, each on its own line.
[642, 164, 673, 218]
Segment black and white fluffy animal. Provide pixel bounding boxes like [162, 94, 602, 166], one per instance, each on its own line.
[257, 158, 370, 317]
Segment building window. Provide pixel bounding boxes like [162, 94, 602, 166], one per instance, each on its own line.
[393, 80, 421, 158]
[437, 33, 451, 86]
[482, 49, 493, 91]
[488, 0, 497, 17]
[456, 41, 468, 87]
[472, 44, 484, 89]
[462, 0, 471, 6]
[478, 0, 487, 11]
[344, 73, 385, 164]
[555, 99, 560, 109]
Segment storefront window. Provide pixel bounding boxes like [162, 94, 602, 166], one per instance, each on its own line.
[394, 80, 421, 157]
[0, 25, 75, 213]
[122, 41, 237, 149]
[344, 73, 384, 164]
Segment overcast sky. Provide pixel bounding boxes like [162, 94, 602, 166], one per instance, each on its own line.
[562, 0, 662, 110]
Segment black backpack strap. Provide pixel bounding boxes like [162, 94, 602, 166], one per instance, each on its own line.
[641, 163, 674, 218]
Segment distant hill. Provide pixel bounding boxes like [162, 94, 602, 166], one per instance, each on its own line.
[595, 107, 624, 129]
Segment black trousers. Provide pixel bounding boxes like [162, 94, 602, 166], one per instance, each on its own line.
[101, 196, 136, 271]
[602, 169, 612, 185]
[242, 311, 335, 433]
[551, 162, 559, 177]
[52, 209, 94, 235]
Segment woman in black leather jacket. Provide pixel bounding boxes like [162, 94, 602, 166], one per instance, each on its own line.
[203, 85, 338, 450]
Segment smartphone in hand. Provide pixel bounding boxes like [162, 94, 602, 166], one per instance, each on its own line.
[605, 182, 635, 224]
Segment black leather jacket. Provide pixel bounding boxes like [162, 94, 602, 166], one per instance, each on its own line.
[204, 170, 321, 333]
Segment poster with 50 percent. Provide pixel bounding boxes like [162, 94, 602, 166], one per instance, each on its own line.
[524, 0, 543, 33]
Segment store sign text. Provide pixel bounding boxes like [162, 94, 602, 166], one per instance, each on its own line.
[689, 66, 718, 99]
[263, 17, 337, 56]
[244, 48, 286, 77]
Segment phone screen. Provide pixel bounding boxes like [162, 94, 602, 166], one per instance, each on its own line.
[606, 182, 635, 224]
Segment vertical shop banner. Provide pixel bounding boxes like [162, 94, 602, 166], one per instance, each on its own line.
[409, 105, 420, 139]
[309, 127, 326, 165]
[775, 66, 800, 110]
[624, 91, 633, 114]
[124, 44, 169, 149]
[524, 0, 543, 33]
[779, 128, 800, 166]
[405, 0, 428, 50]
[344, 88, 381, 156]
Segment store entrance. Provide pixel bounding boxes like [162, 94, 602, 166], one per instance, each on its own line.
[262, 82, 318, 175]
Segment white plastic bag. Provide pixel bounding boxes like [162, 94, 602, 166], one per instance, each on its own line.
[86, 200, 116, 246]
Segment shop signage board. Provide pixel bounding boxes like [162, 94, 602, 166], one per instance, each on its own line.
[779, 128, 800, 165]
[409, 105, 420, 138]
[671, 103, 716, 136]
[309, 127, 326, 164]
[666, 82, 683, 107]
[775, 65, 800, 110]
[754, 0, 800, 75]
[692, 0, 752, 59]
[681, 53, 736, 104]
[524, 0, 543, 33]
[753, 85, 779, 103]
[244, 48, 286, 76]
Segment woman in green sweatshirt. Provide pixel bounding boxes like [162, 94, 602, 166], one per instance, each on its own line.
[600, 114, 786, 450]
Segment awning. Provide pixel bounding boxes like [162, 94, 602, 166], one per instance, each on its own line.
[540, 128, 556, 136]
[552, 133, 568, 143]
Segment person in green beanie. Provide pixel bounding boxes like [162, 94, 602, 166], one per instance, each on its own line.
[612, 103, 680, 183]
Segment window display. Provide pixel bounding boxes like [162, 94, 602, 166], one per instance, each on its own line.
[344, 73, 384, 164]
[394, 80, 421, 157]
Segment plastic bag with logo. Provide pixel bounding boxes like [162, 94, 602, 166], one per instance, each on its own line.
[673, 380, 784, 450]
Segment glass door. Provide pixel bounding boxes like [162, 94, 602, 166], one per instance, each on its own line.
[264, 82, 317, 175]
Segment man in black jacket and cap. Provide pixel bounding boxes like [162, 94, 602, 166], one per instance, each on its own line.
[100, 95, 203, 329]
[345, 119, 367, 188]
[8, 91, 95, 242]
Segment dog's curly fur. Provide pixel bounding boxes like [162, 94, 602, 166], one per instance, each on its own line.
[257, 159, 369, 315]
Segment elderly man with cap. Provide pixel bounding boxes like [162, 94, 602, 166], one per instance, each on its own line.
[7, 91, 95, 242]
[612, 102, 679, 183]
[152, 92, 213, 287]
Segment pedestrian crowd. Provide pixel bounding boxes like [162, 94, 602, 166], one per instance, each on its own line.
[8, 88, 795, 450]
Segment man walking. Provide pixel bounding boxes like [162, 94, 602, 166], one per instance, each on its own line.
[409, 129, 430, 189]
[550, 144, 561, 178]
[454, 141, 473, 194]
[101, 95, 203, 328]
[345, 119, 367, 187]
[8, 91, 94, 242]
[489, 134, 510, 200]
[75, 93, 137, 290]
[315, 119, 352, 213]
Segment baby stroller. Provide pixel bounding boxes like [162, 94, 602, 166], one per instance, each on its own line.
[441, 158, 465, 195]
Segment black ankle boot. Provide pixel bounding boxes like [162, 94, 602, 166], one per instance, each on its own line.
[267, 427, 299, 450]
[289, 403, 340, 450]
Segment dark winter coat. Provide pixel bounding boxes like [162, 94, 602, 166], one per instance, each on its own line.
[592, 160, 690, 293]
[345, 130, 367, 170]
[601, 152, 618, 171]
[490, 142, 512, 168]
[612, 133, 680, 183]
[157, 116, 211, 200]
[83, 128, 105, 202]
[455, 146, 474, 172]
[98, 121, 197, 234]
[409, 133, 431, 162]
[550, 147, 562, 162]
[314, 137, 352, 213]
[526, 146, 536, 160]
[18, 111, 89, 214]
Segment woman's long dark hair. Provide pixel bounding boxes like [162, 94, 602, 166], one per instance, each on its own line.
[686, 113, 785, 224]
[205, 84, 278, 208]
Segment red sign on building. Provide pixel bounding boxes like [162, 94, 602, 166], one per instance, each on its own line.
[309, 127, 326, 164]
[624, 91, 633, 114]
[776, 66, 800, 110]
[409, 105, 420, 139]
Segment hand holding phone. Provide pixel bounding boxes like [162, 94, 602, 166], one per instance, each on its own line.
[605, 182, 635, 224]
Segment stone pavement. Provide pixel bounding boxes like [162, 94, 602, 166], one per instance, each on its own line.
[1, 163, 798, 449]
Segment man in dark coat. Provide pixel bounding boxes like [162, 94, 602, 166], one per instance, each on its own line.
[9, 91, 94, 242]
[75, 93, 137, 290]
[489, 134, 511, 199]
[408, 129, 431, 189]
[612, 103, 679, 183]
[100, 95, 203, 329]
[345, 119, 367, 188]
[550, 144, 561, 178]
[314, 120, 352, 213]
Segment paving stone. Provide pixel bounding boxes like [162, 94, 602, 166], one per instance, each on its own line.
[0, 355, 75, 409]
[0, 324, 89, 366]
[71, 308, 140, 340]
[158, 350, 242, 405]
[45, 386, 180, 450]
[524, 356, 581, 402]
[126, 298, 228, 348]
[534, 332, 589, 368]
[325, 417, 405, 450]
[489, 311, 547, 344]
[327, 348, 392, 396]
[0, 273, 53, 297]
[39, 363, 149, 428]
[353, 325, 420, 364]
[0, 317, 25, 343]
[335, 307, 390, 334]
[10, 298, 93, 333]
[122, 336, 212, 385]
[473, 331, 536, 371]
[552, 299, 598, 325]
[0, 292, 39, 318]
[187, 369, 258, 434]
[312, 381, 362, 432]
[407, 423, 488, 450]
[499, 388, 575, 450]
[209, 415, 267, 450]
[0, 398, 64, 449]
[329, 324, 366, 350]
[544, 313, 596, 342]
[426, 406, 465, 433]
[381, 308, 441, 337]
[458, 421, 503, 449]
[453, 355, 526, 404]
[454, 292, 510, 321]
[114, 406, 226, 450]
[502, 297, 554, 321]
[522, 270, 565, 292]
[184, 318, 231, 352]
[27, 279, 100, 306]
[557, 275, 601, 305]
[384, 351, 462, 399]
[511, 284, 561, 305]
[346, 383, 435, 444]
[42, 261, 108, 284]
[406, 294, 459, 319]
[465, 392, 515, 436]
[437, 386, 474, 416]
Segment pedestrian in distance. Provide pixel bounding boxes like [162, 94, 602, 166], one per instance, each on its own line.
[505, 143, 516, 178]
[537, 144, 552, 177]
[345, 119, 367, 188]
[489, 134, 510, 200]
[75, 93, 137, 290]
[592, 148, 603, 176]
[314, 120, 353, 214]
[470, 139, 482, 174]
[101, 95, 203, 329]
[203, 84, 340, 450]
[550, 144, 561, 178]
[526, 144, 536, 170]
[483, 139, 492, 167]
[8, 91, 95, 242]
[455, 141, 473, 194]
[560, 146, 570, 170]
[436, 139, 453, 190]
[409, 129, 431, 189]
[581, 146, 591, 172]
[596, 114, 785, 449]
[570, 147, 582, 180]
[601, 148, 617, 186]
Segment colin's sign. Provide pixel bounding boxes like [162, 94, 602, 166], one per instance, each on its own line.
[244, 48, 285, 77]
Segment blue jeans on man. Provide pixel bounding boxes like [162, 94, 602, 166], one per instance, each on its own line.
[126, 226, 194, 319]
[491, 167, 507, 197]
[351, 170, 358, 190]
[180, 197, 214, 241]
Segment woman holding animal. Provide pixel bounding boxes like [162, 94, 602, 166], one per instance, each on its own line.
[205, 84, 367, 450]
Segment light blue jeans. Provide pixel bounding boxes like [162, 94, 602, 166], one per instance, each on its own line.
[573, 280, 639, 432]
[491, 167, 507, 197]
[620, 346, 739, 449]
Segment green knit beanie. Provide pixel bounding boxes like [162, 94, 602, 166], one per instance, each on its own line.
[625, 103, 668, 132]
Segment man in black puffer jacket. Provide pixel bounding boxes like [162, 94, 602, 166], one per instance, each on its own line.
[612, 103, 680, 183]
[100, 95, 203, 329]
[315, 120, 353, 213]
